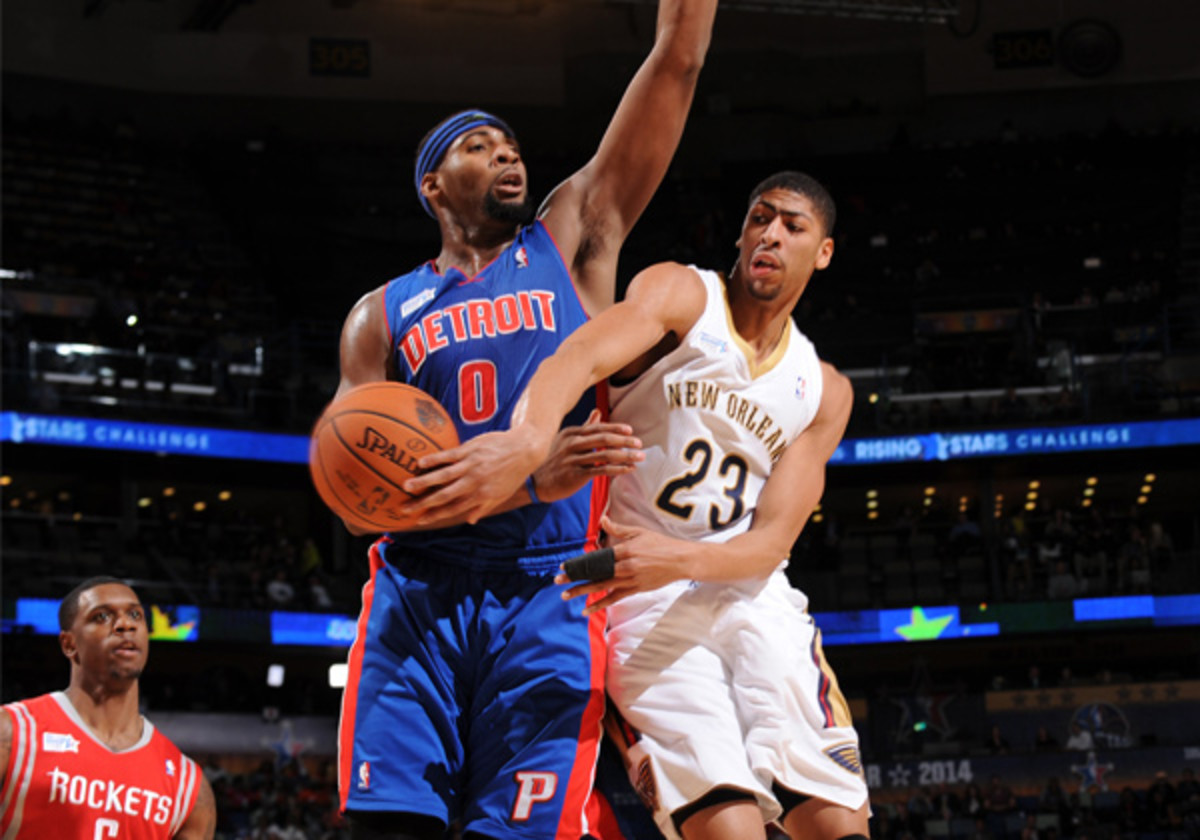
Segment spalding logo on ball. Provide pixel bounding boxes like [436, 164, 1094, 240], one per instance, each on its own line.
[309, 382, 459, 532]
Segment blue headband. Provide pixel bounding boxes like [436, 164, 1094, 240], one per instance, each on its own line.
[414, 109, 515, 218]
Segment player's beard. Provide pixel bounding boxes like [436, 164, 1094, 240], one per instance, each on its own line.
[111, 663, 144, 681]
[484, 192, 535, 226]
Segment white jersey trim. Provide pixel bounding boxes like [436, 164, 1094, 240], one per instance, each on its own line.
[49, 691, 155, 753]
[1, 702, 38, 840]
[169, 756, 199, 835]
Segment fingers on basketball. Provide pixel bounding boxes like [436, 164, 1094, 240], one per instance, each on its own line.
[309, 382, 459, 532]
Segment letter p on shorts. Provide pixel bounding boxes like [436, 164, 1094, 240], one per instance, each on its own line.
[510, 770, 558, 821]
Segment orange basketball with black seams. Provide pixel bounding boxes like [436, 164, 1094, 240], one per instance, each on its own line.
[309, 382, 459, 532]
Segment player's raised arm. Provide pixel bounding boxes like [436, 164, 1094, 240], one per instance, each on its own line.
[559, 363, 853, 610]
[540, 0, 718, 310]
[401, 262, 707, 521]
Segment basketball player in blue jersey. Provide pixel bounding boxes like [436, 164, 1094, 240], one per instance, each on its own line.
[329, 1, 717, 838]
[410, 172, 871, 840]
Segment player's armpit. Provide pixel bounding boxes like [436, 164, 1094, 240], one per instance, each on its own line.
[174, 772, 216, 840]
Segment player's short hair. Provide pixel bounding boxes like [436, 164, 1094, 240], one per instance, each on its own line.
[58, 576, 133, 631]
[748, 171, 836, 236]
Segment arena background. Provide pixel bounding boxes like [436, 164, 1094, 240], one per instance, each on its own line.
[3, 0, 1199, 837]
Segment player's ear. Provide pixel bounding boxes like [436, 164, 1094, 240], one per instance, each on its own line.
[59, 629, 78, 662]
[814, 236, 834, 271]
[420, 171, 441, 209]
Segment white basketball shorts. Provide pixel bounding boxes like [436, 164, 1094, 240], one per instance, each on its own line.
[606, 569, 869, 839]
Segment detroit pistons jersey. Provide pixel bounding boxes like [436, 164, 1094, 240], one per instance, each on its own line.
[380, 221, 601, 570]
[608, 266, 824, 546]
[1, 693, 201, 840]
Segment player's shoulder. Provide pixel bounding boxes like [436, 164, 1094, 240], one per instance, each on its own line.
[0, 694, 53, 751]
[2, 693, 51, 717]
[818, 361, 853, 409]
[629, 261, 708, 296]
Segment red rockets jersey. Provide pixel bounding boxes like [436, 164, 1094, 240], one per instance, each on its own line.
[1, 693, 201, 840]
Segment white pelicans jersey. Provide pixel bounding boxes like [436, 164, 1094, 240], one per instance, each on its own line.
[608, 266, 824, 548]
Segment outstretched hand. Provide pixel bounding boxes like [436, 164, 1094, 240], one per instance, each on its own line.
[399, 411, 642, 527]
[530, 410, 644, 503]
[554, 515, 691, 615]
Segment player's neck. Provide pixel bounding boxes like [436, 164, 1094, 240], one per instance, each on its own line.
[65, 678, 144, 749]
[436, 220, 518, 277]
[727, 288, 793, 364]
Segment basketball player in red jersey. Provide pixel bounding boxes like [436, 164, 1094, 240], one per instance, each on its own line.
[0, 577, 216, 839]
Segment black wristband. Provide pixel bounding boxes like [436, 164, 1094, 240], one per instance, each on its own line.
[561, 547, 616, 582]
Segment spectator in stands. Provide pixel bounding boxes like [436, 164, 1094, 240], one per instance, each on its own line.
[891, 800, 925, 840]
[933, 783, 961, 820]
[1065, 721, 1095, 752]
[957, 394, 981, 426]
[927, 398, 950, 428]
[1052, 387, 1079, 421]
[966, 816, 995, 840]
[1040, 777, 1069, 822]
[306, 574, 333, 610]
[1034, 725, 1060, 752]
[985, 725, 1011, 755]
[1046, 560, 1082, 600]
[1147, 520, 1175, 569]
[986, 775, 1017, 814]
[1118, 525, 1151, 593]
[1117, 786, 1147, 834]
[995, 387, 1029, 423]
[949, 512, 982, 559]
[963, 783, 987, 817]
[298, 537, 322, 579]
[1000, 516, 1033, 599]
[1027, 664, 1043, 688]
[908, 787, 935, 824]
[1177, 767, 1200, 802]
[1103, 284, 1128, 306]
[1019, 812, 1040, 840]
[266, 569, 295, 607]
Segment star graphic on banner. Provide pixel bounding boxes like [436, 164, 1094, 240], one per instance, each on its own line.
[1061, 691, 1075, 705]
[1117, 687, 1132, 701]
[261, 720, 313, 767]
[1165, 684, 1180, 699]
[890, 689, 959, 743]
[895, 607, 954, 641]
[1036, 692, 1053, 707]
[1072, 751, 1114, 792]
[888, 764, 913, 788]
[1140, 686, 1157, 701]
[1012, 693, 1028, 708]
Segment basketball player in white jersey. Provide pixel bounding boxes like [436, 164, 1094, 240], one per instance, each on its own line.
[403, 171, 870, 840]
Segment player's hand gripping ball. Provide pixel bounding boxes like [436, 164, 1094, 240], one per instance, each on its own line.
[309, 382, 460, 532]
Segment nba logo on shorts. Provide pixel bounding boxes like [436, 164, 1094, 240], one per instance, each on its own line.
[358, 761, 371, 790]
[515, 247, 529, 269]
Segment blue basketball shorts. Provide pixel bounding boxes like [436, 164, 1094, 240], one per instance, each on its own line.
[338, 541, 607, 839]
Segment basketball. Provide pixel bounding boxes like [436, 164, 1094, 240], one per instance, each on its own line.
[309, 382, 460, 532]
